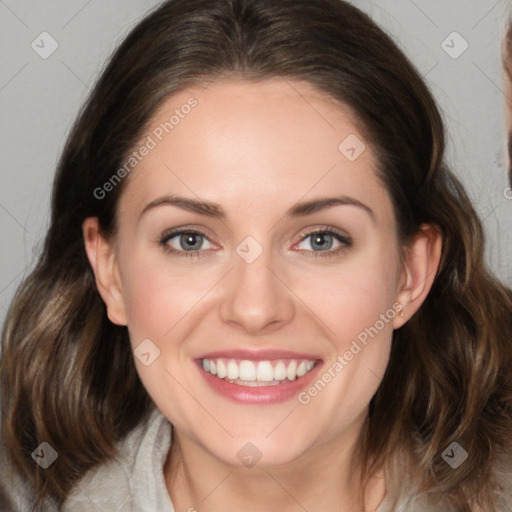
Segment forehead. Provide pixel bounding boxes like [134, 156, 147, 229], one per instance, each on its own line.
[119, 78, 391, 222]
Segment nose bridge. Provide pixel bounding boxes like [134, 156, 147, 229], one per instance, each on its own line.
[219, 235, 295, 334]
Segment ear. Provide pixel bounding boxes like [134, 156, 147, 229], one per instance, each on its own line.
[392, 223, 443, 329]
[82, 217, 127, 326]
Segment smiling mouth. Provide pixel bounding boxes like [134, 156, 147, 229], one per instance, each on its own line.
[199, 358, 318, 387]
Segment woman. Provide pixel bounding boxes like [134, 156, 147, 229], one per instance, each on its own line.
[2, 0, 512, 510]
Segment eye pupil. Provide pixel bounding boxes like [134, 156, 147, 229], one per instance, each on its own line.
[181, 233, 202, 250]
[311, 233, 333, 251]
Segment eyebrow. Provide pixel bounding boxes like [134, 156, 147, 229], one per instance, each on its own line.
[139, 194, 375, 222]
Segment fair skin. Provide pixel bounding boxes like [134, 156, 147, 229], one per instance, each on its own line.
[83, 78, 442, 512]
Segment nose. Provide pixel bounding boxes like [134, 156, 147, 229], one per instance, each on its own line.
[219, 242, 295, 335]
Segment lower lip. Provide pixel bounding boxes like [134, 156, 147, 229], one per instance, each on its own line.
[196, 360, 323, 404]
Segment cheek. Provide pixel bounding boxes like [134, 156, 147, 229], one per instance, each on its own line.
[291, 243, 400, 347]
[118, 256, 201, 415]
[299, 260, 398, 431]
[118, 252, 210, 343]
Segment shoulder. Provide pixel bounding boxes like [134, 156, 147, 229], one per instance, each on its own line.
[377, 447, 512, 512]
[492, 447, 512, 512]
[61, 457, 135, 512]
[62, 407, 173, 512]
[1, 449, 60, 512]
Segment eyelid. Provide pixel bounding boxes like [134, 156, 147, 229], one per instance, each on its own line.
[159, 225, 215, 243]
[158, 226, 217, 259]
[294, 224, 350, 242]
[292, 226, 352, 257]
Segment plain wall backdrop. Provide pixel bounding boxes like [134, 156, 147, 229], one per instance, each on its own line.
[1, 0, 511, 331]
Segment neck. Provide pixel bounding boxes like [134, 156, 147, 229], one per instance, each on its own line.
[164, 412, 386, 512]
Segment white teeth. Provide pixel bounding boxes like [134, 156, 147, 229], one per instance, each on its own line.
[273, 361, 287, 381]
[217, 359, 227, 379]
[200, 357, 317, 385]
[239, 360, 256, 381]
[256, 361, 274, 382]
[287, 360, 297, 381]
[227, 359, 238, 379]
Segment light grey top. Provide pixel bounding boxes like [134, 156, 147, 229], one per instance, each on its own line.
[62, 407, 512, 512]
[62, 408, 175, 512]
[60, 408, 453, 512]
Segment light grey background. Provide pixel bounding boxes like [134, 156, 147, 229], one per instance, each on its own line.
[1, 0, 511, 331]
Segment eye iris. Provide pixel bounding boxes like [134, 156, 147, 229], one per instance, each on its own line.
[311, 232, 333, 251]
[180, 233, 202, 250]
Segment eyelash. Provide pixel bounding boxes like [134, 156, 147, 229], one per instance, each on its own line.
[158, 226, 352, 260]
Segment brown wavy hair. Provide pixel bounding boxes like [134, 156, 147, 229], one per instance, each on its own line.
[2, 0, 512, 510]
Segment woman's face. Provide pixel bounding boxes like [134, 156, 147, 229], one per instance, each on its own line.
[95, 79, 412, 467]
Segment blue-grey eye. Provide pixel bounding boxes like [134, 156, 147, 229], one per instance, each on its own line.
[161, 230, 213, 252]
[297, 230, 348, 252]
[310, 232, 334, 251]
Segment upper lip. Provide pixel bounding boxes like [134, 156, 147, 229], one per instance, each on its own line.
[196, 348, 322, 361]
